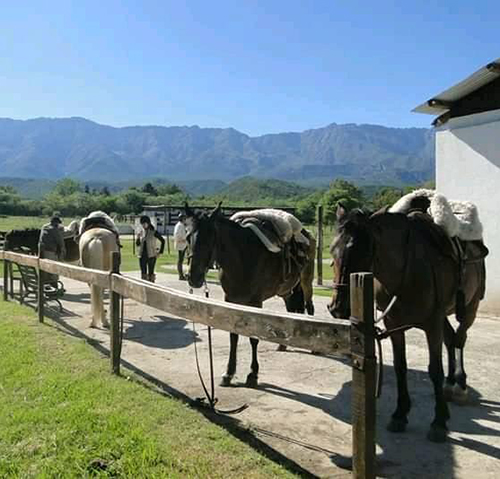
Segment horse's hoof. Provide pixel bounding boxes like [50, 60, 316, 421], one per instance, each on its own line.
[245, 374, 258, 388]
[89, 323, 97, 329]
[452, 384, 469, 405]
[387, 418, 407, 433]
[427, 425, 447, 443]
[220, 374, 233, 387]
[102, 322, 110, 329]
[277, 344, 287, 352]
[443, 383, 454, 402]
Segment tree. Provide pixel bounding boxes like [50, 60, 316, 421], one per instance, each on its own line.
[52, 178, 81, 196]
[101, 186, 111, 196]
[142, 182, 158, 196]
[322, 179, 364, 225]
[84, 185, 90, 194]
[371, 187, 403, 210]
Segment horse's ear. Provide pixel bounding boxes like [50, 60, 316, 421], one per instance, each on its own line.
[209, 201, 223, 219]
[369, 206, 389, 218]
[336, 202, 348, 221]
[184, 201, 195, 218]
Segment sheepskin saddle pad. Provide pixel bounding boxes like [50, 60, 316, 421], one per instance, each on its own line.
[389, 189, 483, 241]
[79, 211, 119, 237]
[231, 208, 310, 253]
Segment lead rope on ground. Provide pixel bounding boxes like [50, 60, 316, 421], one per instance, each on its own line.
[189, 281, 248, 415]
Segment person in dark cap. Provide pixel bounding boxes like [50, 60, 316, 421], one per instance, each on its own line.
[173, 213, 188, 280]
[136, 215, 165, 282]
[38, 214, 66, 287]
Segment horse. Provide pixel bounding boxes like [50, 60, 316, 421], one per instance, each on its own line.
[4, 221, 80, 261]
[79, 220, 120, 328]
[328, 204, 487, 442]
[185, 203, 316, 387]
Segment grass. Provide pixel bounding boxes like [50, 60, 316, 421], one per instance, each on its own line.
[0, 300, 298, 478]
[0, 215, 74, 231]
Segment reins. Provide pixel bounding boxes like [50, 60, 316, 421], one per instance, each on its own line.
[189, 283, 248, 415]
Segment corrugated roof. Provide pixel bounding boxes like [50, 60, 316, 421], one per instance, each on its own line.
[413, 58, 500, 115]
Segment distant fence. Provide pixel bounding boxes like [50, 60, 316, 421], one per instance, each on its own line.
[0, 250, 376, 479]
[141, 205, 297, 235]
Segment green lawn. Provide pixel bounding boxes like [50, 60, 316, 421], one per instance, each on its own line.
[0, 215, 74, 231]
[0, 300, 298, 478]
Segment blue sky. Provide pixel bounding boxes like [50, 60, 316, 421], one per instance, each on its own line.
[1, 1, 499, 136]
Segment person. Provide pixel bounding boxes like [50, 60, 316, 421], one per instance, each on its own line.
[136, 215, 165, 282]
[38, 214, 66, 288]
[174, 213, 188, 280]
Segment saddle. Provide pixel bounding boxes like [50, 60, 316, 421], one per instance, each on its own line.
[79, 216, 122, 247]
[396, 191, 489, 320]
[231, 210, 312, 281]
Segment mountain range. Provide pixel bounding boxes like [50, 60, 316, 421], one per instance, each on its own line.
[0, 117, 434, 185]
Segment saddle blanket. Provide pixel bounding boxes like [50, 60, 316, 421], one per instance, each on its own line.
[389, 189, 483, 241]
[231, 209, 309, 253]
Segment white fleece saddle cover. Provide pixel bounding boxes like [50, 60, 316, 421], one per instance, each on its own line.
[231, 208, 309, 253]
[389, 189, 483, 241]
[79, 211, 119, 237]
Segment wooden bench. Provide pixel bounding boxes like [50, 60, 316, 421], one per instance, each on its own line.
[16, 263, 64, 312]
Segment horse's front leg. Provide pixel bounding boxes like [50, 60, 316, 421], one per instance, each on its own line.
[221, 333, 239, 386]
[426, 327, 450, 443]
[387, 331, 412, 433]
[246, 337, 259, 387]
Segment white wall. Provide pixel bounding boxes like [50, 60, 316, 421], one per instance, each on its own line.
[436, 109, 500, 315]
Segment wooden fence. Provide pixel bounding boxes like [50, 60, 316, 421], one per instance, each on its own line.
[0, 250, 376, 479]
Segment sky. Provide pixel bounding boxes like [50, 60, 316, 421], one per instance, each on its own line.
[1, 1, 499, 136]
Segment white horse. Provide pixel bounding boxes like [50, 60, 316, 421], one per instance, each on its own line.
[79, 212, 120, 328]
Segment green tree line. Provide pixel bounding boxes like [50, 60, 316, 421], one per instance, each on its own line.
[0, 177, 435, 224]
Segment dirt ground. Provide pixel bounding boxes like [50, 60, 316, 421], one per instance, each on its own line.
[29, 268, 500, 479]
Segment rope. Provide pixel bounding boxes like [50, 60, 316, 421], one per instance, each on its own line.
[189, 282, 248, 415]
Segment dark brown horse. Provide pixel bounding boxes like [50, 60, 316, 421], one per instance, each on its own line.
[185, 204, 316, 387]
[328, 204, 487, 442]
[5, 223, 80, 261]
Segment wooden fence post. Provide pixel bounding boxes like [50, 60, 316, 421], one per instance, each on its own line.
[350, 272, 376, 479]
[9, 262, 14, 299]
[3, 258, 9, 301]
[37, 248, 44, 323]
[110, 251, 121, 375]
[316, 204, 323, 286]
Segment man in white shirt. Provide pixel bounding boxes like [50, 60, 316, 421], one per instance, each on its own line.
[173, 213, 188, 280]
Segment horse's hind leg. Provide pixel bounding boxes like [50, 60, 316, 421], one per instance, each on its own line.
[387, 331, 412, 433]
[443, 317, 456, 401]
[221, 333, 239, 386]
[246, 337, 259, 387]
[425, 327, 450, 443]
[452, 302, 478, 404]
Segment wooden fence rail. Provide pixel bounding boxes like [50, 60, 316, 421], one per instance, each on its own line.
[0, 249, 376, 479]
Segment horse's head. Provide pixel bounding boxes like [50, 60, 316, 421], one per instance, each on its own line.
[185, 202, 222, 289]
[328, 204, 376, 319]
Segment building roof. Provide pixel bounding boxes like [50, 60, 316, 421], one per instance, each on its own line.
[413, 58, 500, 115]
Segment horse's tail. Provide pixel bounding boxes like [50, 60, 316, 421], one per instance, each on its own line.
[82, 237, 105, 327]
[301, 232, 316, 316]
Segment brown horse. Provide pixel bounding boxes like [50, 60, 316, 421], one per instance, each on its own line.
[4, 221, 80, 261]
[185, 204, 316, 387]
[328, 204, 487, 442]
